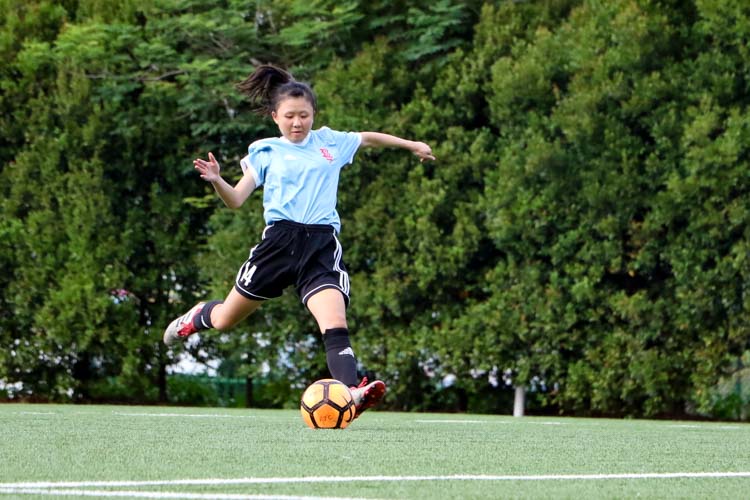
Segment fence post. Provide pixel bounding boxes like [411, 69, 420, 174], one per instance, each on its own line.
[513, 386, 525, 417]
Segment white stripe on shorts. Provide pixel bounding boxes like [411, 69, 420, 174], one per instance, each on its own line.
[300, 231, 350, 304]
[332, 231, 349, 295]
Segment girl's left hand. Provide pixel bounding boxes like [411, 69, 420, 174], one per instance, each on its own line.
[412, 142, 436, 162]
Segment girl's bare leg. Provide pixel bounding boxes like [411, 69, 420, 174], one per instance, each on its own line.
[306, 288, 347, 333]
[210, 287, 263, 331]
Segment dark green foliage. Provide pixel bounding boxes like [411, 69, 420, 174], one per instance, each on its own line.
[1, 0, 748, 419]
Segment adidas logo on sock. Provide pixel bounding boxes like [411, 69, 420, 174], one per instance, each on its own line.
[338, 347, 355, 357]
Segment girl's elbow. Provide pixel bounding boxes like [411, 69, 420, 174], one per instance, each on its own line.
[224, 199, 241, 209]
[228, 195, 250, 210]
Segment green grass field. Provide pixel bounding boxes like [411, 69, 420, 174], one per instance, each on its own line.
[2, 404, 750, 499]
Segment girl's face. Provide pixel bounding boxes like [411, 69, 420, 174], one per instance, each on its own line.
[272, 96, 314, 143]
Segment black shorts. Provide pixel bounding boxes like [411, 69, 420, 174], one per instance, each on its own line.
[234, 220, 351, 306]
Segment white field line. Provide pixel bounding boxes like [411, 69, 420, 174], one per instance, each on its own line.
[0, 488, 368, 500]
[667, 424, 745, 430]
[3, 472, 750, 490]
[21, 411, 744, 430]
[414, 419, 489, 424]
[414, 419, 563, 426]
[112, 413, 257, 419]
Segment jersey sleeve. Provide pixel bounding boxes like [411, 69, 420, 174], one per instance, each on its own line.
[319, 127, 362, 166]
[241, 141, 272, 186]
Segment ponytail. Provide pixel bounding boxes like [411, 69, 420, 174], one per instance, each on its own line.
[237, 64, 317, 115]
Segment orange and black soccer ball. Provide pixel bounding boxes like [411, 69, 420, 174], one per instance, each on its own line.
[300, 378, 356, 429]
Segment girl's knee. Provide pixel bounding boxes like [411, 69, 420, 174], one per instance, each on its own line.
[209, 310, 234, 331]
[318, 316, 347, 332]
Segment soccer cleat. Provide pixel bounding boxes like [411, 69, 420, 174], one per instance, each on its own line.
[163, 303, 204, 346]
[349, 377, 386, 419]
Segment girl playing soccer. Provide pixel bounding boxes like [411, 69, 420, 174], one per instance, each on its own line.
[163, 64, 435, 418]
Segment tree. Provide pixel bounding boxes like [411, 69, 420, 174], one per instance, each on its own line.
[2, 0, 748, 419]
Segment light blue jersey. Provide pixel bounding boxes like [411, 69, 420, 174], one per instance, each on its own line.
[240, 127, 362, 233]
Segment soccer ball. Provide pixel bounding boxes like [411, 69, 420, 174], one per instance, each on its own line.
[300, 378, 356, 429]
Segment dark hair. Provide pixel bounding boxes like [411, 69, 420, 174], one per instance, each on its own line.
[236, 64, 317, 115]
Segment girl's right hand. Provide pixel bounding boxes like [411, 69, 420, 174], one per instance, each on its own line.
[194, 152, 221, 182]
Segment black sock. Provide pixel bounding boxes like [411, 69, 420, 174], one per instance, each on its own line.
[192, 300, 222, 331]
[323, 328, 358, 387]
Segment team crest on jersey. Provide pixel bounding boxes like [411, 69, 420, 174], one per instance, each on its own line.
[320, 148, 334, 162]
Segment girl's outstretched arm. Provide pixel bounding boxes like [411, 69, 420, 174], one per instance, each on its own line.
[194, 152, 256, 209]
[360, 132, 436, 162]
